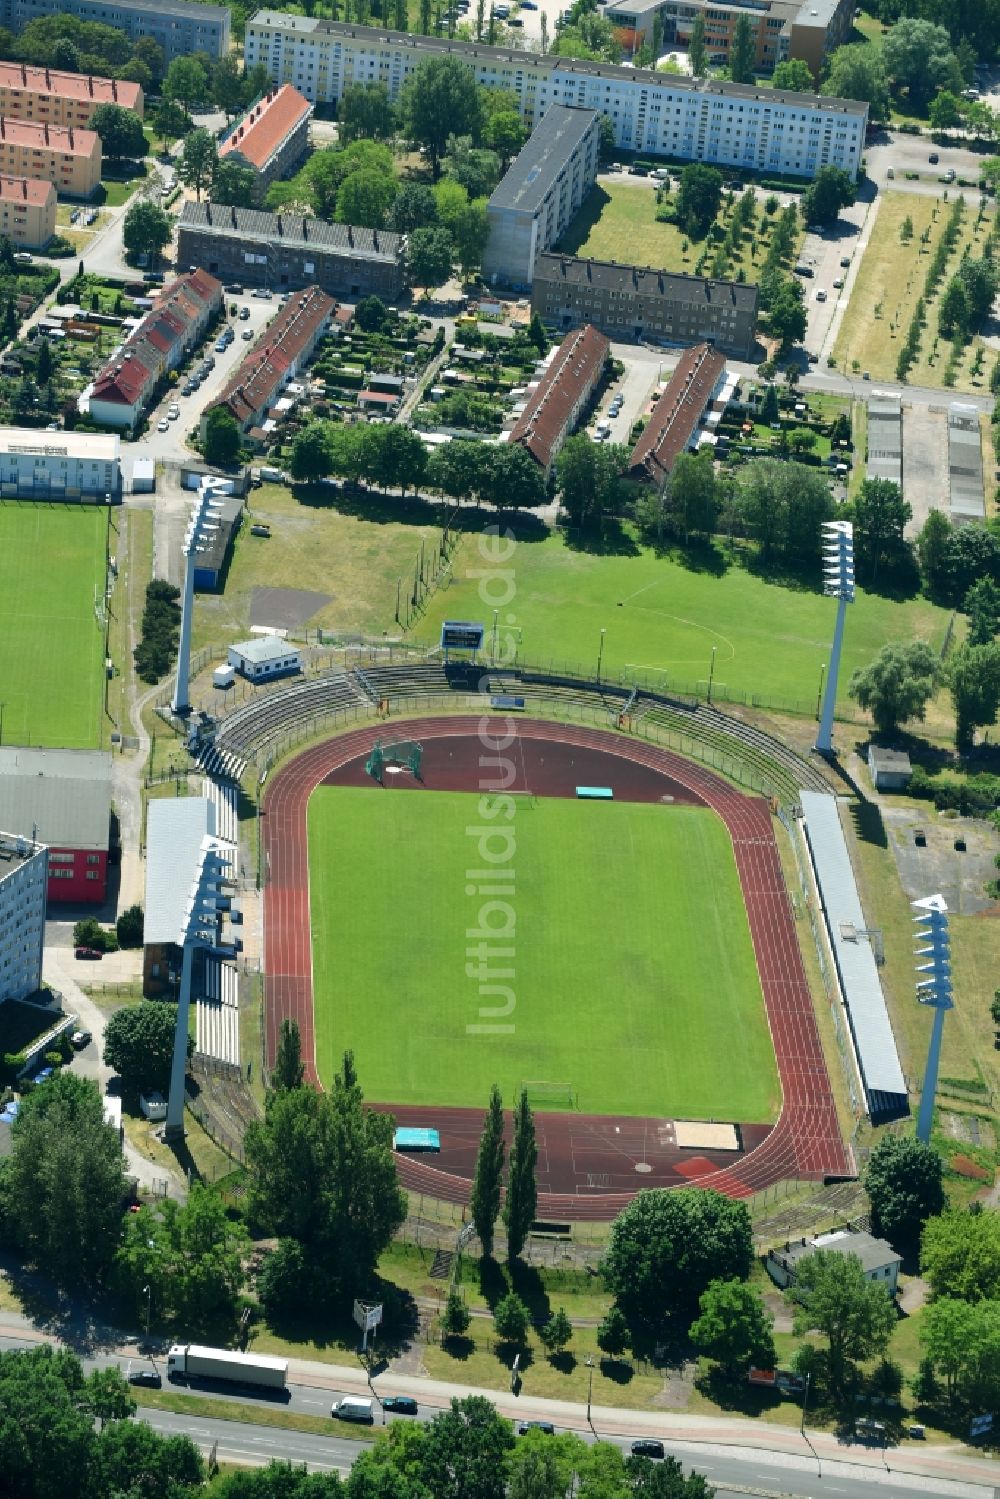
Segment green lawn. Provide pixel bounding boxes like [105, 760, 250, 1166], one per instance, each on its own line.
[416, 530, 951, 712]
[308, 788, 779, 1120]
[0, 503, 107, 747]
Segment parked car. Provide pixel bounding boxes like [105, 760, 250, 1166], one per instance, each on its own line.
[242, 329, 253, 340]
[630, 1440, 665, 1459]
[815, 288, 827, 301]
[157, 418, 169, 431]
[928, 152, 939, 164]
[518, 1422, 555, 1436]
[251, 287, 273, 300]
[832, 277, 844, 289]
[75, 946, 102, 960]
[239, 306, 250, 319]
[127, 1363, 162, 1388]
[70, 1029, 92, 1049]
[382, 1396, 418, 1415]
[839, 255, 851, 267]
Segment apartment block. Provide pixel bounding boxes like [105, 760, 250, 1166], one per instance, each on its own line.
[177, 201, 405, 302]
[483, 104, 600, 289]
[0, 174, 55, 248]
[0, 118, 101, 199]
[220, 85, 312, 195]
[532, 253, 758, 358]
[0, 0, 230, 64]
[244, 14, 867, 179]
[627, 340, 726, 483]
[509, 323, 610, 471]
[0, 748, 112, 905]
[205, 284, 335, 439]
[0, 831, 47, 1006]
[89, 268, 222, 428]
[0, 63, 143, 129]
[600, 0, 855, 80]
[0, 427, 121, 498]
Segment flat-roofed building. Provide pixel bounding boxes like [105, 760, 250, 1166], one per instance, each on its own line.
[0, 0, 230, 63]
[0, 173, 54, 247]
[509, 324, 609, 472]
[0, 62, 143, 128]
[0, 426, 121, 498]
[0, 117, 101, 199]
[0, 748, 112, 904]
[532, 254, 758, 358]
[219, 85, 312, 196]
[627, 341, 726, 483]
[176, 201, 405, 302]
[483, 104, 599, 290]
[204, 285, 335, 440]
[244, 14, 867, 179]
[766, 1228, 902, 1295]
[0, 830, 46, 1004]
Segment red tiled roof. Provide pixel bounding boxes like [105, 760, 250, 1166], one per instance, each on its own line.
[0, 62, 142, 114]
[509, 324, 610, 470]
[358, 389, 399, 404]
[0, 117, 98, 156]
[220, 85, 311, 171]
[92, 347, 153, 405]
[627, 342, 726, 484]
[0, 173, 53, 206]
[93, 269, 222, 409]
[213, 286, 335, 428]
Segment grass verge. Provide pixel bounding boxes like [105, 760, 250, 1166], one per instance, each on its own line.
[132, 1386, 378, 1441]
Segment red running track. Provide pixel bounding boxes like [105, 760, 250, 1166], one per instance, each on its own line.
[262, 717, 853, 1219]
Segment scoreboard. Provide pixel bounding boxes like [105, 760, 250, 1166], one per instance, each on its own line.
[440, 620, 485, 652]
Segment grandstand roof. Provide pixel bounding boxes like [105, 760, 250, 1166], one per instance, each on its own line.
[144, 798, 217, 946]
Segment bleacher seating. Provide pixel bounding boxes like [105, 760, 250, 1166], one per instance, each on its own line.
[203, 776, 239, 844]
[355, 661, 482, 699]
[212, 671, 366, 764]
[195, 954, 240, 1072]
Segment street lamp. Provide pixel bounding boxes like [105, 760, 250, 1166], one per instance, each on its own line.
[585, 1355, 595, 1433]
[142, 1282, 152, 1341]
[815, 662, 826, 721]
[492, 609, 499, 665]
[707, 644, 717, 706]
[597, 628, 606, 683]
[814, 520, 854, 756]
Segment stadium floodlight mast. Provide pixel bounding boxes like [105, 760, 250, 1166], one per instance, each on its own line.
[165, 834, 234, 1140]
[171, 478, 229, 716]
[814, 519, 855, 757]
[913, 894, 952, 1146]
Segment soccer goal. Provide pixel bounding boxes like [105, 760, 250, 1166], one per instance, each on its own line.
[521, 1080, 576, 1110]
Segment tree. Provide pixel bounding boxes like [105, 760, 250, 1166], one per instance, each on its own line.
[164, 55, 208, 113]
[121, 199, 171, 263]
[272, 1017, 305, 1092]
[965, 577, 1000, 646]
[152, 97, 190, 153]
[203, 405, 242, 467]
[596, 1306, 630, 1360]
[104, 1001, 182, 1095]
[212, 54, 245, 120]
[416, 1396, 515, 1499]
[484, 108, 527, 170]
[851, 477, 912, 580]
[290, 422, 335, 483]
[336, 168, 397, 228]
[92, 1419, 204, 1498]
[822, 42, 890, 119]
[406, 225, 454, 291]
[555, 435, 627, 530]
[257, 1239, 310, 1325]
[401, 55, 484, 179]
[790, 1250, 896, 1391]
[938, 275, 970, 339]
[528, 311, 548, 356]
[919, 1297, 1000, 1405]
[446, 197, 490, 279]
[916, 508, 953, 599]
[35, 336, 53, 387]
[219, 1461, 343, 1498]
[178, 128, 218, 201]
[662, 449, 717, 541]
[772, 58, 815, 90]
[355, 295, 389, 333]
[82, 1366, 136, 1430]
[767, 282, 807, 348]
[688, 11, 706, 76]
[690, 1278, 775, 1373]
[90, 102, 146, 160]
[493, 1290, 530, 1345]
[0, 1345, 107, 1498]
[470, 1084, 505, 1257]
[675, 162, 723, 238]
[114, 1185, 248, 1329]
[539, 1307, 573, 1359]
[734, 457, 832, 560]
[4, 1074, 126, 1288]
[848, 641, 940, 737]
[390, 181, 439, 232]
[602, 1188, 753, 1330]
[922, 1208, 1000, 1301]
[338, 81, 396, 145]
[929, 89, 962, 129]
[245, 1052, 406, 1298]
[950, 641, 1000, 749]
[802, 164, 855, 228]
[441, 1287, 471, 1341]
[212, 158, 258, 208]
[444, 134, 501, 198]
[957, 254, 1000, 327]
[864, 1135, 944, 1256]
[503, 1088, 537, 1261]
[882, 18, 962, 110]
[728, 13, 755, 82]
[115, 903, 144, 948]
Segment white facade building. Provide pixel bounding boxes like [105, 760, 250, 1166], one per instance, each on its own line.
[245, 14, 867, 179]
[0, 429, 121, 501]
[0, 831, 47, 1005]
[228, 637, 302, 682]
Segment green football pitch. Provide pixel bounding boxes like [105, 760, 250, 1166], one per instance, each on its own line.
[308, 787, 780, 1121]
[0, 504, 108, 749]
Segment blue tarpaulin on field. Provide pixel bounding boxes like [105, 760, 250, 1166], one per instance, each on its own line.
[393, 1128, 441, 1152]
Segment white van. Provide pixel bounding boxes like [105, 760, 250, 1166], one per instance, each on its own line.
[332, 1397, 374, 1423]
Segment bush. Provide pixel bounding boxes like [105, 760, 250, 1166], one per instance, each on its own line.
[116, 904, 144, 948]
[133, 579, 181, 684]
[72, 917, 117, 953]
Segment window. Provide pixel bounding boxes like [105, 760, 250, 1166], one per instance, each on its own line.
[87, 854, 101, 865]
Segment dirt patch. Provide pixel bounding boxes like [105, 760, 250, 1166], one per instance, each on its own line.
[950, 1154, 990, 1181]
[251, 586, 332, 631]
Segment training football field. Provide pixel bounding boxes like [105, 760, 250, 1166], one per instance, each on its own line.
[308, 787, 779, 1121]
[0, 504, 107, 748]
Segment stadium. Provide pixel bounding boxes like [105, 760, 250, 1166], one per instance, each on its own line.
[255, 681, 854, 1221]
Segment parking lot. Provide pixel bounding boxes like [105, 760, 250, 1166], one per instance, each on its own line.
[797, 199, 869, 361]
[140, 292, 281, 464]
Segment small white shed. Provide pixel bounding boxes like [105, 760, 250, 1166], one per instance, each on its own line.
[228, 636, 301, 683]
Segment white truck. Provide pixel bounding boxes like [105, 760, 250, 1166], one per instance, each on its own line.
[332, 1396, 375, 1423]
[167, 1344, 288, 1392]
